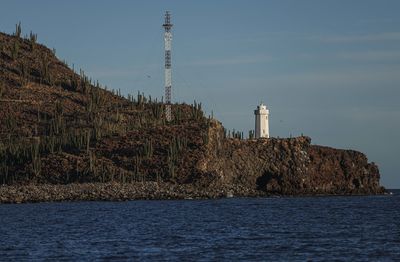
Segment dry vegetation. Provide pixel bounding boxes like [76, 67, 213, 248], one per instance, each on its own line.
[0, 26, 215, 185]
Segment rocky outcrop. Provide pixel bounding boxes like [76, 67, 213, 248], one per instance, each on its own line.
[194, 121, 384, 195]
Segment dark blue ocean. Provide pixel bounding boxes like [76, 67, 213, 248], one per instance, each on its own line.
[0, 191, 399, 261]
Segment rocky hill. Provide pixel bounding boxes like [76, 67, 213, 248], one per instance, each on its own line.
[0, 29, 385, 203]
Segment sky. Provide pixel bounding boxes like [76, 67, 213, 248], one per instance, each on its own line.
[1, 0, 399, 188]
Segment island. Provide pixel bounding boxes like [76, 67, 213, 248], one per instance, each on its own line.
[0, 29, 385, 203]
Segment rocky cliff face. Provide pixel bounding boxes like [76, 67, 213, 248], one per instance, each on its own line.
[195, 121, 384, 195]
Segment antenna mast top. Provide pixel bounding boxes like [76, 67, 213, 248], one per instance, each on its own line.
[163, 11, 173, 31]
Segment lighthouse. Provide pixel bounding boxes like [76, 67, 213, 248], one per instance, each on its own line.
[254, 103, 269, 138]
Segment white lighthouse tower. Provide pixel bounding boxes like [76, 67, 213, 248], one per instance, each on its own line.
[254, 103, 270, 138]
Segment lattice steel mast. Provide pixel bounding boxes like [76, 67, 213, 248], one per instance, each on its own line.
[163, 11, 173, 121]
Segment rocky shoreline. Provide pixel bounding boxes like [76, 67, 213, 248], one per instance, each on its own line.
[0, 182, 386, 204]
[0, 183, 260, 204]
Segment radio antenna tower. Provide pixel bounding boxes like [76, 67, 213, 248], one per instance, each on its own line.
[163, 11, 173, 122]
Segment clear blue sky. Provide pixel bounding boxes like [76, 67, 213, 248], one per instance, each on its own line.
[1, 0, 399, 188]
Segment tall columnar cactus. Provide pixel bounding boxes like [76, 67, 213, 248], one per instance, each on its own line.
[11, 41, 19, 60]
[31, 141, 41, 177]
[40, 54, 51, 85]
[143, 138, 153, 159]
[0, 80, 4, 99]
[191, 100, 203, 120]
[19, 61, 29, 86]
[168, 161, 175, 179]
[248, 130, 255, 139]
[29, 31, 37, 51]
[134, 155, 141, 182]
[14, 22, 22, 38]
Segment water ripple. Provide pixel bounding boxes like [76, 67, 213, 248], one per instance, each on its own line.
[0, 192, 399, 261]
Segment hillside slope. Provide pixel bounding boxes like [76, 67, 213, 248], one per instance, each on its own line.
[0, 31, 209, 185]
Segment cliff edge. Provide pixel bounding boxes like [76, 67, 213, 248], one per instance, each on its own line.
[195, 121, 383, 195]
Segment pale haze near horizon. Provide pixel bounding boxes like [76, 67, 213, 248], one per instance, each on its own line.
[1, 0, 399, 188]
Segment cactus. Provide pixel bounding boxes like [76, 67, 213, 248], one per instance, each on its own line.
[248, 130, 255, 139]
[31, 141, 41, 177]
[49, 101, 65, 135]
[191, 100, 203, 120]
[168, 161, 175, 179]
[14, 22, 22, 38]
[89, 151, 95, 173]
[29, 31, 37, 51]
[143, 138, 153, 159]
[40, 54, 52, 85]
[0, 80, 4, 99]
[11, 41, 19, 60]
[202, 131, 209, 144]
[19, 61, 29, 86]
[85, 130, 91, 153]
[173, 106, 183, 124]
[134, 155, 141, 182]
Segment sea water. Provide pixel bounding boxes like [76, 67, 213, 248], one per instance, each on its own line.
[0, 191, 399, 261]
